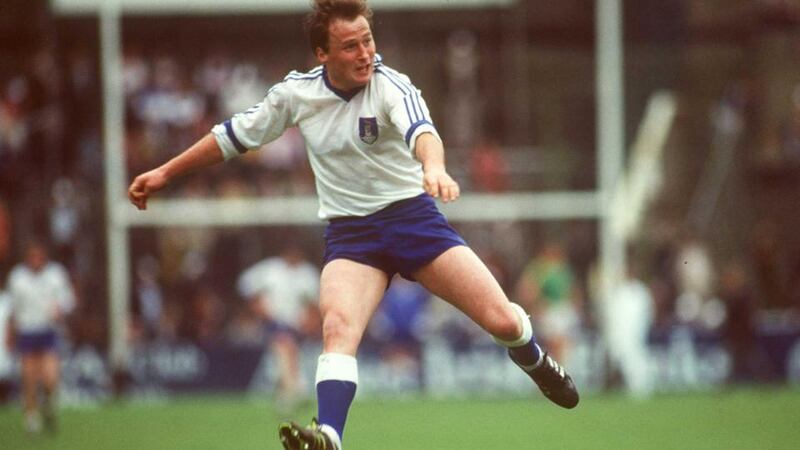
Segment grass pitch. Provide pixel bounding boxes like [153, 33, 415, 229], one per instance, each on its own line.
[1, 387, 798, 449]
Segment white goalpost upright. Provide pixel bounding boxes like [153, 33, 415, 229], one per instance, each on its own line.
[98, 0, 129, 372]
[595, 0, 626, 332]
[54, 0, 633, 373]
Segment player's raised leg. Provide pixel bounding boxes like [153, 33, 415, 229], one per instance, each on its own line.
[280, 259, 389, 450]
[413, 245, 579, 408]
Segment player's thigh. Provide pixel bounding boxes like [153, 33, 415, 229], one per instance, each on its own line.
[319, 258, 390, 352]
[40, 352, 60, 383]
[20, 354, 41, 382]
[413, 246, 518, 338]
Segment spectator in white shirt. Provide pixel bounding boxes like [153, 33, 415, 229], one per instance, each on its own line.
[6, 239, 75, 433]
[237, 244, 320, 412]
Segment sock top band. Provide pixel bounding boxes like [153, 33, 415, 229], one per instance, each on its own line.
[316, 352, 359, 384]
[492, 303, 534, 348]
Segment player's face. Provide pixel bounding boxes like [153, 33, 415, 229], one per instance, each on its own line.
[317, 15, 376, 91]
[25, 244, 47, 272]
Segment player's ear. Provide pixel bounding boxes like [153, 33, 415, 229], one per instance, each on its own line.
[315, 47, 328, 64]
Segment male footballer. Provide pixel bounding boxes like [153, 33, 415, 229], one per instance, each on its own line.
[128, 1, 579, 449]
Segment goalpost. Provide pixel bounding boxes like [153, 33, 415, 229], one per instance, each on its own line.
[53, 0, 637, 372]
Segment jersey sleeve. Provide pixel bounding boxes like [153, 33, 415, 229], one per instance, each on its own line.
[378, 69, 441, 156]
[236, 263, 262, 299]
[211, 83, 294, 160]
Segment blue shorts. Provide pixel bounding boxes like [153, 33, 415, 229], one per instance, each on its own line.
[264, 321, 301, 340]
[16, 330, 58, 355]
[323, 193, 467, 280]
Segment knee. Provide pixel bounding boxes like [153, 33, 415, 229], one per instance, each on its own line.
[487, 304, 524, 342]
[321, 310, 361, 352]
[272, 334, 298, 352]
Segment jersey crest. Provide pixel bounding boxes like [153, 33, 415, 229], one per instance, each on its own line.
[359, 117, 379, 144]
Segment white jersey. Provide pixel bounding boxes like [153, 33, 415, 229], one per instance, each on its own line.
[6, 262, 75, 333]
[212, 55, 439, 220]
[236, 257, 319, 327]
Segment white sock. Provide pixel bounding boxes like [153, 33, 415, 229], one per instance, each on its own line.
[319, 423, 343, 450]
[491, 303, 533, 348]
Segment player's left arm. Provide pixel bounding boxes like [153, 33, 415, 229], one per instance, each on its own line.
[415, 132, 460, 203]
[377, 68, 459, 202]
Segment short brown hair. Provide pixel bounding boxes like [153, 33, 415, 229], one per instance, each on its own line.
[304, 0, 373, 53]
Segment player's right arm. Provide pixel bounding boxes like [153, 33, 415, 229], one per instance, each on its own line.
[129, 75, 295, 210]
[128, 133, 224, 210]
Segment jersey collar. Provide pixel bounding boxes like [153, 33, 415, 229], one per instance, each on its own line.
[322, 67, 366, 102]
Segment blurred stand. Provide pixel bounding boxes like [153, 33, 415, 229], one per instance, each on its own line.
[719, 260, 776, 384]
[673, 232, 723, 332]
[605, 265, 655, 398]
[366, 276, 431, 367]
[469, 137, 509, 193]
[515, 242, 581, 363]
[444, 30, 480, 150]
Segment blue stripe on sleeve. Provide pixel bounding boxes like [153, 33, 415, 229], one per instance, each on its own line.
[409, 92, 424, 122]
[377, 67, 426, 121]
[403, 97, 417, 123]
[283, 67, 323, 81]
[378, 68, 408, 93]
[377, 68, 417, 123]
[284, 72, 323, 81]
[404, 120, 433, 146]
[415, 92, 427, 120]
[265, 68, 323, 96]
[224, 120, 247, 154]
[376, 68, 409, 95]
[404, 85, 425, 121]
[244, 102, 262, 115]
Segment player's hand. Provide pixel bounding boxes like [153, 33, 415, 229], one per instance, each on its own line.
[423, 167, 460, 203]
[128, 168, 169, 210]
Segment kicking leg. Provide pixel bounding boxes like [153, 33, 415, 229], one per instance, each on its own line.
[413, 246, 579, 408]
[412, 246, 537, 354]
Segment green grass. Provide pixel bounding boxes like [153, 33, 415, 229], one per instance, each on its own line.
[1, 387, 799, 449]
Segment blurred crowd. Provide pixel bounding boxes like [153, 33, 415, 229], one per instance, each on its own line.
[3, 4, 800, 400]
[123, 48, 316, 199]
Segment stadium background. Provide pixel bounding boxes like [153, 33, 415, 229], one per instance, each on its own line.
[1, 0, 800, 448]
